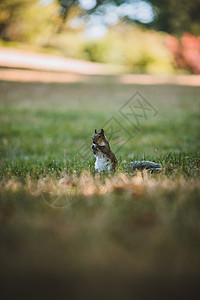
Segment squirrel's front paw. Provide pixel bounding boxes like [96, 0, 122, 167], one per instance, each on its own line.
[91, 143, 97, 154]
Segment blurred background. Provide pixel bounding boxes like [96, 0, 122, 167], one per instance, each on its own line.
[0, 0, 200, 74]
[1, 2, 200, 300]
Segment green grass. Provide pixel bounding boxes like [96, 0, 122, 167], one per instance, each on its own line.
[0, 79, 200, 299]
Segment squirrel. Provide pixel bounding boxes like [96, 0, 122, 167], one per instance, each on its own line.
[91, 129, 162, 172]
[91, 129, 117, 172]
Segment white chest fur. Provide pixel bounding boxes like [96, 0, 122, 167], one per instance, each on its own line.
[94, 153, 112, 172]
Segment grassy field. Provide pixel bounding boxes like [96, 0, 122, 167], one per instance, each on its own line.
[0, 78, 200, 299]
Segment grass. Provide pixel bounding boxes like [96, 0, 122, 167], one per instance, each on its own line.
[0, 79, 200, 299]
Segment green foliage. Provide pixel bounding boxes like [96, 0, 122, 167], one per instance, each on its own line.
[118, 27, 174, 73]
[81, 27, 174, 73]
[82, 33, 124, 64]
[0, 0, 59, 43]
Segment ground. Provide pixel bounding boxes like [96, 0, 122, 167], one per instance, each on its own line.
[0, 74, 200, 299]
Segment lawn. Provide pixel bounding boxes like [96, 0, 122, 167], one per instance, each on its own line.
[0, 78, 200, 299]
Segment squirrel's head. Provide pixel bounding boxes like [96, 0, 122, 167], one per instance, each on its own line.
[92, 129, 107, 146]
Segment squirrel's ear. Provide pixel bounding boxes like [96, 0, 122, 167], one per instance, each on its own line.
[101, 129, 104, 135]
[95, 129, 97, 133]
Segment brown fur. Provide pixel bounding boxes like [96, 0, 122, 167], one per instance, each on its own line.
[92, 129, 117, 170]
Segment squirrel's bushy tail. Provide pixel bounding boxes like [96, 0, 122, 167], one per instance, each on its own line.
[129, 161, 162, 171]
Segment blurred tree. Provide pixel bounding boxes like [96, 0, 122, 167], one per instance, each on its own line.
[58, 0, 78, 18]
[58, 0, 200, 35]
[166, 33, 200, 73]
[1, 0, 200, 41]
[148, 0, 200, 35]
[0, 0, 30, 40]
[0, 0, 60, 42]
